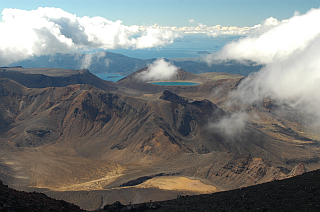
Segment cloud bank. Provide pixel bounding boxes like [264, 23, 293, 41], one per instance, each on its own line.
[143, 17, 282, 37]
[136, 58, 178, 81]
[211, 8, 320, 64]
[211, 7, 320, 128]
[0, 7, 180, 66]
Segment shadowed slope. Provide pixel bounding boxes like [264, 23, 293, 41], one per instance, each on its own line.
[102, 168, 320, 212]
[2, 168, 319, 212]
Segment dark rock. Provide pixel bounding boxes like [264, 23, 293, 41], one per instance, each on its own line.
[103, 201, 125, 211]
[159, 90, 189, 104]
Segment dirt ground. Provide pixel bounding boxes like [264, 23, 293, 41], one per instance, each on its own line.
[96, 169, 320, 212]
[136, 176, 218, 193]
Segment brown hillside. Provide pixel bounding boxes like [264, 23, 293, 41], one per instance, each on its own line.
[1, 68, 320, 210]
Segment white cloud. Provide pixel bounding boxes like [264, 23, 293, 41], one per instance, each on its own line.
[214, 7, 320, 128]
[210, 8, 320, 64]
[209, 112, 248, 139]
[134, 27, 180, 49]
[136, 58, 178, 81]
[134, 21, 273, 37]
[77, 51, 112, 69]
[79, 54, 93, 69]
[0, 7, 180, 66]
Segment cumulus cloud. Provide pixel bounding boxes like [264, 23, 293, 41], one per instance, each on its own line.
[0, 7, 180, 66]
[206, 17, 281, 38]
[134, 27, 180, 49]
[135, 21, 273, 37]
[136, 58, 179, 81]
[213, 7, 320, 128]
[210, 8, 320, 64]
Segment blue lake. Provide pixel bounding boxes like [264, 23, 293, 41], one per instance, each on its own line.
[148, 82, 200, 86]
[93, 73, 125, 82]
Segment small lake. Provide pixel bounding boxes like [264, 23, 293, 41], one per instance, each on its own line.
[148, 81, 200, 86]
[93, 73, 125, 82]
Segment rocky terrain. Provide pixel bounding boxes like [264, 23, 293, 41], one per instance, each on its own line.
[0, 180, 84, 212]
[112, 168, 320, 212]
[0, 67, 319, 210]
[1, 168, 319, 211]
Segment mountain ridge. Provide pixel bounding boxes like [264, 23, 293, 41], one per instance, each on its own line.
[0, 67, 319, 210]
[8, 51, 263, 76]
[0, 67, 117, 91]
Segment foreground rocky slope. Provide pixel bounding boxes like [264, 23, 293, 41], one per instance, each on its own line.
[1, 168, 319, 212]
[117, 168, 320, 212]
[0, 180, 84, 212]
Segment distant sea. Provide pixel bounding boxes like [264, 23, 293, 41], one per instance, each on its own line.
[107, 35, 239, 59]
[94, 36, 240, 82]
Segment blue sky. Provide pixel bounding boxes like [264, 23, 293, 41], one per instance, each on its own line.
[0, 0, 320, 66]
[1, 0, 319, 27]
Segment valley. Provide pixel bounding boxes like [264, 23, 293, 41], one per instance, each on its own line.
[0, 66, 319, 210]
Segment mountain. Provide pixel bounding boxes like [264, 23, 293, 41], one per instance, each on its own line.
[0, 67, 117, 91]
[8, 52, 154, 76]
[0, 67, 319, 210]
[2, 168, 320, 212]
[8, 51, 263, 76]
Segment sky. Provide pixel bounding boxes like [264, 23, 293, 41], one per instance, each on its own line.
[0, 0, 319, 65]
[1, 0, 319, 27]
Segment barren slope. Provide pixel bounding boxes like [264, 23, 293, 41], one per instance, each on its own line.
[0, 67, 320, 210]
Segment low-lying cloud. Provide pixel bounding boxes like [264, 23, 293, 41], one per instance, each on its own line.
[76, 51, 112, 69]
[210, 7, 320, 129]
[0, 7, 180, 66]
[209, 112, 248, 139]
[136, 58, 179, 81]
